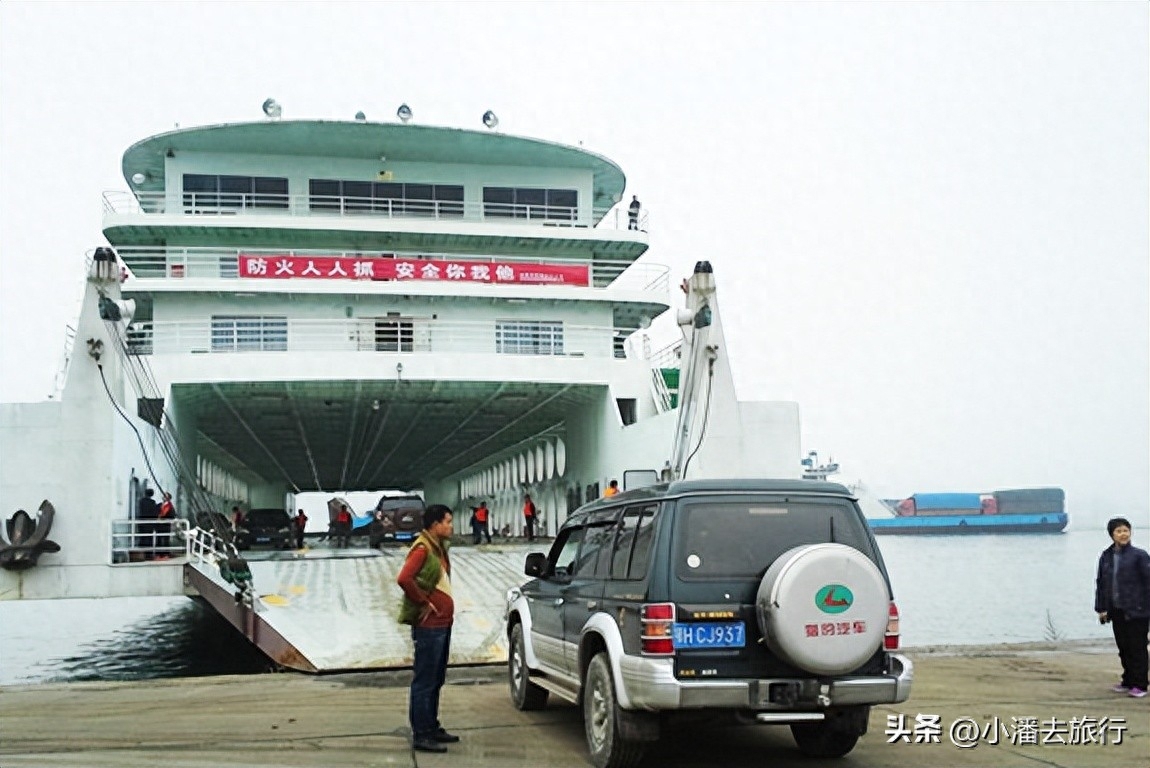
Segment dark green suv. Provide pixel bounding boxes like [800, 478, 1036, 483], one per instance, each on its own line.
[504, 479, 912, 768]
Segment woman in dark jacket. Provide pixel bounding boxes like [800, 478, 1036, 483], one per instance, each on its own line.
[1094, 517, 1150, 698]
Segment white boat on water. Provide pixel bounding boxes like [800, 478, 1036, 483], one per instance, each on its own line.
[0, 105, 802, 621]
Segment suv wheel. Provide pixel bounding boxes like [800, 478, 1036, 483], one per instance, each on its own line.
[508, 624, 548, 710]
[790, 721, 860, 758]
[584, 653, 645, 768]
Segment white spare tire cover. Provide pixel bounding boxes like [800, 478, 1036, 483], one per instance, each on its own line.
[756, 543, 888, 675]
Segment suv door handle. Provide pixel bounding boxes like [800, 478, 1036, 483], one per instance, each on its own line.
[553, 598, 564, 606]
[586, 600, 598, 609]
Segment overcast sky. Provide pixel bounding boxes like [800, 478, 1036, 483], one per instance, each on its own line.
[1, 2, 1146, 525]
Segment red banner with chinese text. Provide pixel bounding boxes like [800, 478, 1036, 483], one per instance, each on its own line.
[238, 255, 590, 286]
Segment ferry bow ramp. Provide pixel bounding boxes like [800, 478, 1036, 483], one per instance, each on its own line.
[185, 544, 529, 672]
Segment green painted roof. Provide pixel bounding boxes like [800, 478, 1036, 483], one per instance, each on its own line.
[122, 119, 627, 208]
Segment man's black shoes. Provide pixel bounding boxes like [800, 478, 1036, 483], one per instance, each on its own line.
[412, 729, 459, 751]
[413, 737, 448, 753]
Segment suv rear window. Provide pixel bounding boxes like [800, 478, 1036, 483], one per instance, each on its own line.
[673, 497, 875, 579]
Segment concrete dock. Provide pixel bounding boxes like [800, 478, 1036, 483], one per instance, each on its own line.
[0, 640, 1144, 767]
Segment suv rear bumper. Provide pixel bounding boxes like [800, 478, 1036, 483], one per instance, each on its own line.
[620, 652, 913, 712]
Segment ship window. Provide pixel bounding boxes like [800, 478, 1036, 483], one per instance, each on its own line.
[309, 179, 464, 217]
[253, 177, 289, 208]
[309, 179, 341, 211]
[483, 187, 577, 221]
[343, 181, 373, 212]
[495, 320, 564, 355]
[374, 316, 414, 352]
[211, 316, 288, 352]
[183, 174, 288, 212]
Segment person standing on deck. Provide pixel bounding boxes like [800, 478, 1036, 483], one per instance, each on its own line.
[335, 504, 352, 548]
[397, 504, 459, 753]
[473, 501, 491, 544]
[293, 508, 308, 549]
[604, 479, 620, 497]
[522, 494, 537, 541]
[137, 488, 159, 557]
[156, 492, 175, 557]
[627, 195, 641, 230]
[1095, 516, 1150, 698]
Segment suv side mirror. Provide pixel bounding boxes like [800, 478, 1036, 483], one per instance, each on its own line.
[524, 552, 547, 577]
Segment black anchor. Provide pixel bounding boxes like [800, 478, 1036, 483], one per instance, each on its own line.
[0, 500, 61, 571]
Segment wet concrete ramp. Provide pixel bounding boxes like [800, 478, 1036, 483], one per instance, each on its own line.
[186, 543, 536, 672]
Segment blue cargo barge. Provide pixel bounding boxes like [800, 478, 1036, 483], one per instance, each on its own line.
[868, 487, 1068, 535]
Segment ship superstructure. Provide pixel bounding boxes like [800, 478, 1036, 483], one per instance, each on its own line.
[1, 110, 802, 606]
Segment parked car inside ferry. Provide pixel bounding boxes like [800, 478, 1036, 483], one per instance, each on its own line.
[235, 508, 293, 550]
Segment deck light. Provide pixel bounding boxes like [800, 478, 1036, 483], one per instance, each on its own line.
[355, 111, 366, 121]
[482, 110, 499, 129]
[261, 98, 282, 118]
[397, 103, 413, 123]
[131, 173, 147, 185]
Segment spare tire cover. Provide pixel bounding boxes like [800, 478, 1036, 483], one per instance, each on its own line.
[756, 543, 889, 675]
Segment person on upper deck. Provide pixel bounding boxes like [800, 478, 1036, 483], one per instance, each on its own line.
[628, 195, 641, 231]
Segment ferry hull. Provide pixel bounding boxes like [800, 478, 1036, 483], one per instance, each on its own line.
[868, 512, 1068, 535]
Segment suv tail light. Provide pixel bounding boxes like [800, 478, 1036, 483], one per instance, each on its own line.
[884, 601, 900, 650]
[641, 602, 676, 656]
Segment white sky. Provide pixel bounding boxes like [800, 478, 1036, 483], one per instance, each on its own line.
[1, 2, 1146, 526]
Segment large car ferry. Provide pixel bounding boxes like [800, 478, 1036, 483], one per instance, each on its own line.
[0, 103, 803, 668]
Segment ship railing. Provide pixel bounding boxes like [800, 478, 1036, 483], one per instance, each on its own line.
[648, 339, 682, 369]
[110, 518, 189, 564]
[111, 246, 669, 294]
[103, 191, 648, 232]
[127, 317, 653, 359]
[185, 526, 233, 567]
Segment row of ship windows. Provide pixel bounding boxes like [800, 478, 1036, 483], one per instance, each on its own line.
[129, 316, 566, 355]
[180, 174, 579, 219]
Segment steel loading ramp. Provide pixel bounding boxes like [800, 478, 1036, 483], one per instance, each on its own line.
[184, 540, 535, 672]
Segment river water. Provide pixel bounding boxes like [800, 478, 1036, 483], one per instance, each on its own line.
[0, 529, 1119, 686]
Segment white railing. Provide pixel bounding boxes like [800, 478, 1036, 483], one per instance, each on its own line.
[103, 191, 648, 232]
[649, 340, 682, 369]
[127, 317, 642, 359]
[185, 526, 232, 567]
[110, 246, 670, 294]
[110, 518, 189, 563]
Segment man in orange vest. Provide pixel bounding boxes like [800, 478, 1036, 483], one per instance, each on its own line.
[604, 479, 620, 497]
[293, 508, 308, 549]
[523, 494, 537, 541]
[156, 491, 176, 557]
[472, 501, 491, 544]
[336, 504, 352, 548]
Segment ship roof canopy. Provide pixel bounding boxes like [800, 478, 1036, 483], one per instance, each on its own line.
[123, 120, 627, 210]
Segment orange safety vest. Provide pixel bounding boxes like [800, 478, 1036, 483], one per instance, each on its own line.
[475, 506, 488, 523]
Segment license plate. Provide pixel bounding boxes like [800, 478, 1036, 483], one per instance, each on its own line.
[256, 536, 270, 543]
[673, 622, 745, 649]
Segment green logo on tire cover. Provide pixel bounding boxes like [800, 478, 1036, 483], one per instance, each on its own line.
[815, 584, 853, 614]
